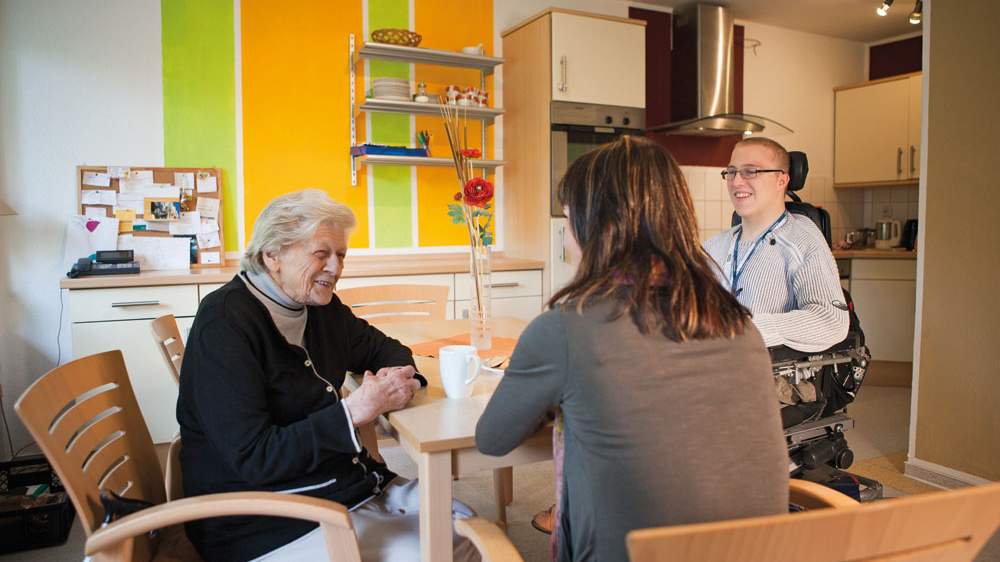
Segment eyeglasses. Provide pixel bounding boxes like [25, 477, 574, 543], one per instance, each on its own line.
[721, 166, 787, 181]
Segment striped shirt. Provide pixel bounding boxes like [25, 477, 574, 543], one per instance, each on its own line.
[704, 213, 849, 352]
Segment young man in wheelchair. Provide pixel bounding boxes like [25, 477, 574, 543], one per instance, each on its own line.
[705, 137, 875, 496]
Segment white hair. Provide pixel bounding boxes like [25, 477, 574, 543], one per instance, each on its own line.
[242, 189, 356, 274]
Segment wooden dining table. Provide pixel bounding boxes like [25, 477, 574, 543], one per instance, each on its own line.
[378, 317, 553, 562]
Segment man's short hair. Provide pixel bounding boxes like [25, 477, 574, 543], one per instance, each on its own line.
[736, 136, 790, 172]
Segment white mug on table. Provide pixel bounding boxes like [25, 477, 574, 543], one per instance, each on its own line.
[439, 345, 482, 398]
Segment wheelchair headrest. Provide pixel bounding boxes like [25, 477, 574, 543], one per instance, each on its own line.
[787, 151, 808, 192]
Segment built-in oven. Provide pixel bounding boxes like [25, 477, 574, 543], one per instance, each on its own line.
[550, 101, 645, 217]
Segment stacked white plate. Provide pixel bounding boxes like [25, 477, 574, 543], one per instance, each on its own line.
[371, 78, 410, 101]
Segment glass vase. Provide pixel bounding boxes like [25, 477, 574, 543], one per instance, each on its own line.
[468, 244, 492, 350]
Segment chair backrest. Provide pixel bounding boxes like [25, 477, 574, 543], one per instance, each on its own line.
[627, 482, 1000, 562]
[151, 314, 184, 383]
[14, 351, 165, 538]
[336, 284, 450, 324]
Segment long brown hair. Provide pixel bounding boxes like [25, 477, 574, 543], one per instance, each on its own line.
[549, 135, 749, 341]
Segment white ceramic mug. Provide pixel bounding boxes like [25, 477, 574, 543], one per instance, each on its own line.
[439, 345, 482, 399]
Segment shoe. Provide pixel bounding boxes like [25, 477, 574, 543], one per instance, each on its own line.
[531, 504, 555, 534]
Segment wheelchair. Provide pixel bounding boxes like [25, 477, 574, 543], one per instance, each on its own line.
[733, 151, 882, 501]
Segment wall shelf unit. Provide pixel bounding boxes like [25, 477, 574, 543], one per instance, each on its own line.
[358, 41, 503, 73]
[349, 34, 503, 186]
[360, 98, 503, 122]
[354, 154, 505, 169]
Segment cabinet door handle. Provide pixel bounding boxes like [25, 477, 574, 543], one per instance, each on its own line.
[897, 147, 903, 176]
[487, 282, 520, 289]
[558, 55, 568, 92]
[558, 225, 566, 262]
[910, 145, 916, 175]
[111, 300, 161, 308]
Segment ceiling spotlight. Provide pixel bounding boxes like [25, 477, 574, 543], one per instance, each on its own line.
[876, 0, 894, 16]
[909, 0, 923, 24]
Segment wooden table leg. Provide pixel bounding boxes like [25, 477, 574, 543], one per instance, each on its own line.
[418, 450, 453, 562]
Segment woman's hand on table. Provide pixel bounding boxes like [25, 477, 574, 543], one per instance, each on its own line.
[343, 365, 422, 426]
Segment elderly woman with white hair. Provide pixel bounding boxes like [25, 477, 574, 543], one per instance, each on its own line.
[177, 189, 478, 562]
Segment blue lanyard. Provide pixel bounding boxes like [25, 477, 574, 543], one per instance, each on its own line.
[730, 211, 788, 296]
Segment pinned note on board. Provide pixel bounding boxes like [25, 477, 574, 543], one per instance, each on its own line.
[63, 215, 119, 269]
[196, 197, 219, 219]
[196, 172, 218, 193]
[175, 172, 195, 189]
[82, 172, 111, 187]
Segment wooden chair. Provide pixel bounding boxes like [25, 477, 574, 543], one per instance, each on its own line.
[336, 284, 450, 324]
[151, 314, 184, 384]
[16, 350, 521, 562]
[627, 479, 1000, 562]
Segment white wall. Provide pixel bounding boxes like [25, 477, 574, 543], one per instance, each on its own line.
[741, 22, 866, 241]
[0, 0, 165, 454]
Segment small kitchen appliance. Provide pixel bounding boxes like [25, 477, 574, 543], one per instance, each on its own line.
[874, 217, 901, 249]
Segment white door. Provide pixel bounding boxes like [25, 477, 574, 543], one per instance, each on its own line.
[907, 74, 923, 179]
[550, 218, 578, 296]
[834, 79, 909, 184]
[550, 13, 645, 108]
[72, 316, 194, 443]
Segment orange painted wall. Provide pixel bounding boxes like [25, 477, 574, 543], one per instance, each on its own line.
[241, 0, 370, 248]
[242, 0, 495, 249]
[413, 0, 494, 247]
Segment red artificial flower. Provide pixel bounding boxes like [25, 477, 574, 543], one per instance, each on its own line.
[463, 177, 494, 207]
[453, 192, 463, 201]
[460, 148, 482, 159]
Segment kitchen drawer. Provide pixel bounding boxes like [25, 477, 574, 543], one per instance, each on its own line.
[455, 270, 542, 300]
[852, 259, 917, 281]
[199, 283, 226, 301]
[456, 296, 543, 323]
[337, 274, 455, 300]
[69, 285, 199, 323]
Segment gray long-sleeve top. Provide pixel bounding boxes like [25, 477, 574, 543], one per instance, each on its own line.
[476, 300, 789, 562]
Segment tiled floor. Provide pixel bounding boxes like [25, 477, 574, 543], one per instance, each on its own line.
[4, 385, 998, 562]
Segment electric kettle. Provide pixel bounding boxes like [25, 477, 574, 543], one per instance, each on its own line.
[875, 217, 901, 249]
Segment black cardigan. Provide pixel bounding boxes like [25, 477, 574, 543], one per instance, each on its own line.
[177, 276, 423, 562]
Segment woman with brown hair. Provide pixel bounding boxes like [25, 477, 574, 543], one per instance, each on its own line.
[476, 136, 788, 561]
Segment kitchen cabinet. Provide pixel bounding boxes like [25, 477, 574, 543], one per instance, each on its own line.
[68, 284, 204, 443]
[847, 258, 916, 362]
[501, 9, 645, 300]
[550, 12, 645, 108]
[64, 261, 544, 443]
[834, 73, 922, 188]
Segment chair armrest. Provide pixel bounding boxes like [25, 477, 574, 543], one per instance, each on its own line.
[455, 517, 524, 562]
[790, 479, 860, 509]
[84, 491, 359, 559]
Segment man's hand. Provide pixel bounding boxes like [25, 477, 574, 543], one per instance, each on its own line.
[342, 365, 421, 427]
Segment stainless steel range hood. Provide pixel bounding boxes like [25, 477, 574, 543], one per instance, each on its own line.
[647, 3, 792, 136]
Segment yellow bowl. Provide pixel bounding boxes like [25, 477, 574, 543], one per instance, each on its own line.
[371, 28, 422, 47]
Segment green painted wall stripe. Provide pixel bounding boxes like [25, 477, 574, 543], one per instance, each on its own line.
[368, 0, 412, 248]
[162, 0, 237, 252]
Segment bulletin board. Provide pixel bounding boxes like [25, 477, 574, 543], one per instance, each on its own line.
[77, 165, 225, 268]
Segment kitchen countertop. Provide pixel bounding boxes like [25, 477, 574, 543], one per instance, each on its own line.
[60, 253, 544, 289]
[832, 249, 917, 259]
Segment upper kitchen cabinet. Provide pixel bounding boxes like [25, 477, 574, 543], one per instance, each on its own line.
[834, 73, 922, 188]
[550, 12, 646, 108]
